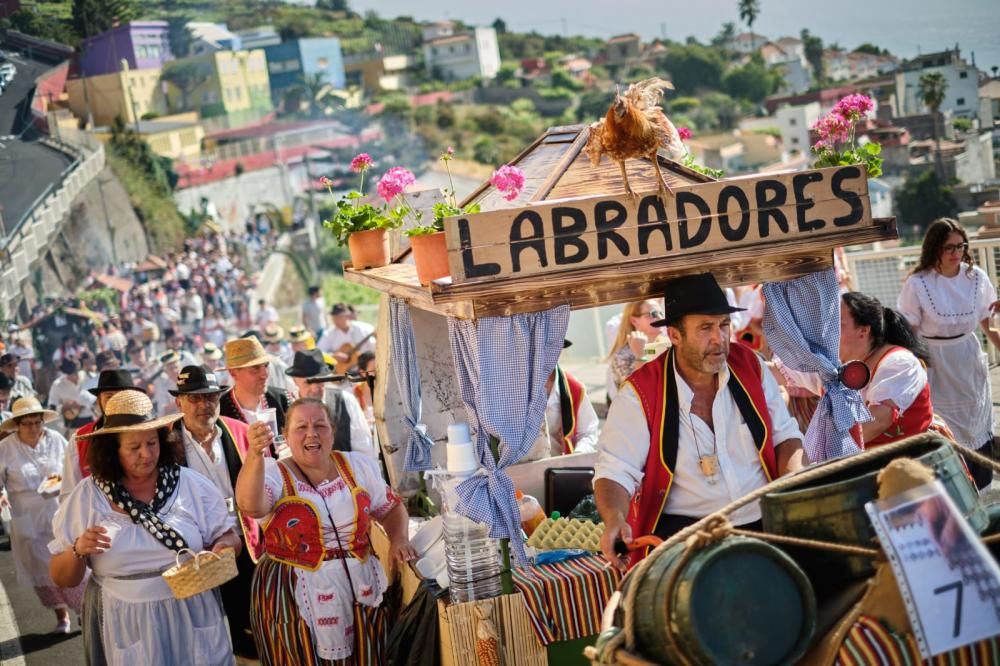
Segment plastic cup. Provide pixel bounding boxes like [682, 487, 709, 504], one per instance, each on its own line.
[99, 520, 122, 547]
[257, 408, 279, 437]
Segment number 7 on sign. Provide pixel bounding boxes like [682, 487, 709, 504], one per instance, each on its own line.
[933, 581, 962, 638]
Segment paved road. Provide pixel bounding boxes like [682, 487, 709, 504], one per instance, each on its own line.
[0, 48, 74, 236]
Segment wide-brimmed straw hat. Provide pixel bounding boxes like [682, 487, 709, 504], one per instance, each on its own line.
[0, 396, 58, 432]
[224, 337, 268, 369]
[77, 390, 181, 438]
[201, 342, 223, 361]
[287, 326, 311, 343]
[262, 324, 285, 344]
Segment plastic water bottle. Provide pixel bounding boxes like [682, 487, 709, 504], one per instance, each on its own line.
[442, 424, 503, 603]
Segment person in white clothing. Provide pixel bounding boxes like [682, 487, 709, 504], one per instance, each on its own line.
[150, 351, 183, 416]
[316, 304, 375, 372]
[897, 218, 1000, 489]
[0, 397, 86, 633]
[0, 352, 35, 399]
[254, 299, 279, 331]
[301, 286, 326, 338]
[48, 359, 97, 433]
[526, 341, 600, 461]
[595, 274, 804, 571]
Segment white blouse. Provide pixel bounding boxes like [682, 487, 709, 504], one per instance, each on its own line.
[897, 264, 996, 338]
[864, 350, 927, 412]
[50, 468, 236, 601]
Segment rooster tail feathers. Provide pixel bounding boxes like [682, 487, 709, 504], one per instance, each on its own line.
[625, 77, 675, 108]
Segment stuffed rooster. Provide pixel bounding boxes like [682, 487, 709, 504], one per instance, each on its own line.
[584, 77, 687, 199]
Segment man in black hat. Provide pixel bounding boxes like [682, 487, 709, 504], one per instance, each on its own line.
[59, 369, 145, 503]
[285, 349, 376, 457]
[169, 365, 258, 660]
[48, 358, 96, 434]
[0, 352, 34, 400]
[594, 273, 805, 571]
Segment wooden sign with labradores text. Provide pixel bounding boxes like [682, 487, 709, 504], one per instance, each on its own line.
[444, 165, 872, 284]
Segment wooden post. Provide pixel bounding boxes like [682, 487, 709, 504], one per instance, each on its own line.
[489, 434, 515, 596]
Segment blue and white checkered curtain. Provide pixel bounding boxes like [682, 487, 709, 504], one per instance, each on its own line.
[763, 268, 871, 462]
[389, 297, 435, 472]
[447, 305, 570, 565]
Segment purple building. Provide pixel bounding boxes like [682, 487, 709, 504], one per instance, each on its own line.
[78, 21, 173, 77]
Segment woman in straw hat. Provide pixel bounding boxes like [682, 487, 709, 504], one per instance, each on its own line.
[0, 397, 85, 633]
[237, 397, 416, 665]
[49, 390, 242, 666]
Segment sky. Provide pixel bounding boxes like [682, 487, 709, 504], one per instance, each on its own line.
[350, 0, 1000, 73]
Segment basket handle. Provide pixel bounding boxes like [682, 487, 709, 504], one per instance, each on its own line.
[173, 548, 223, 571]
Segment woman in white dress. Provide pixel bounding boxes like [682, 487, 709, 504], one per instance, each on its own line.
[49, 390, 242, 666]
[897, 218, 1000, 489]
[0, 397, 85, 633]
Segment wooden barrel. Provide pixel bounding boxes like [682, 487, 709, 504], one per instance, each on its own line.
[760, 434, 987, 589]
[627, 535, 816, 665]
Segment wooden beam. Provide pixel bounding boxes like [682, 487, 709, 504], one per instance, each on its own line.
[342, 263, 474, 318]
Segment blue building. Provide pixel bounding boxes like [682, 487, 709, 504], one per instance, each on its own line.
[264, 37, 345, 99]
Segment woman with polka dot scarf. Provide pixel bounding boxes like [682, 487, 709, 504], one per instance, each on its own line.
[49, 389, 242, 665]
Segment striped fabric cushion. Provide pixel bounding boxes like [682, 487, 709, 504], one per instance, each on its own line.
[512, 554, 621, 646]
[836, 615, 1000, 665]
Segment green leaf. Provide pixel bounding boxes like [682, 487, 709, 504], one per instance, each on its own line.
[863, 142, 882, 155]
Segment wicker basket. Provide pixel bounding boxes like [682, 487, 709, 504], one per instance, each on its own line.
[162, 548, 238, 600]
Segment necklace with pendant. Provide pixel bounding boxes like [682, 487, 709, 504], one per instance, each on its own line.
[687, 412, 719, 485]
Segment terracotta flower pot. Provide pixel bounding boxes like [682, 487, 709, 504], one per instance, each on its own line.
[410, 231, 450, 285]
[347, 228, 390, 270]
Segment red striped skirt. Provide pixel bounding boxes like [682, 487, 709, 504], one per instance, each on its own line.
[249, 556, 390, 666]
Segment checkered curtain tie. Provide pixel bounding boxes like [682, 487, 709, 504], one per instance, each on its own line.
[447, 305, 570, 565]
[763, 269, 871, 462]
[389, 297, 435, 472]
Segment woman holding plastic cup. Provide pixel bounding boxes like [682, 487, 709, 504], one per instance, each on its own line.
[236, 397, 416, 664]
[0, 397, 84, 633]
[49, 390, 242, 665]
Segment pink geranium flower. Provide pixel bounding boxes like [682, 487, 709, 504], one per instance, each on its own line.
[490, 164, 526, 202]
[832, 94, 875, 122]
[350, 153, 373, 173]
[812, 113, 850, 147]
[677, 126, 693, 141]
[320, 176, 333, 188]
[377, 166, 416, 203]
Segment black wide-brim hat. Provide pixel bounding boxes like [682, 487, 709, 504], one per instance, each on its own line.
[286, 349, 333, 379]
[87, 369, 147, 396]
[168, 365, 231, 396]
[653, 273, 746, 328]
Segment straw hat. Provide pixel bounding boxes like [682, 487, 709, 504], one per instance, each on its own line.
[287, 326, 311, 343]
[0, 396, 58, 432]
[262, 324, 285, 344]
[77, 390, 181, 438]
[201, 342, 223, 361]
[224, 337, 268, 369]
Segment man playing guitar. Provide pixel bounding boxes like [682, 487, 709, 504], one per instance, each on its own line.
[316, 303, 375, 374]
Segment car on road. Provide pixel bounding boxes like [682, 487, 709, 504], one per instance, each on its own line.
[0, 63, 14, 86]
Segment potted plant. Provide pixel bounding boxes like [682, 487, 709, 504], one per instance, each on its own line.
[406, 149, 525, 286]
[322, 154, 411, 270]
[810, 94, 883, 177]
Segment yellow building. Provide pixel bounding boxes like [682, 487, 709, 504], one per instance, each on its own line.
[66, 65, 167, 127]
[163, 49, 273, 128]
[93, 112, 205, 160]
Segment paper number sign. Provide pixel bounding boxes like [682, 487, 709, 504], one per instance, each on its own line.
[865, 481, 1000, 658]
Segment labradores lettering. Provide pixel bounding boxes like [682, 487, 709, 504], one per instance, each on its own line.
[448, 165, 872, 282]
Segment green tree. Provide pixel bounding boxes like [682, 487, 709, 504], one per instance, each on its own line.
[738, 0, 761, 30]
[712, 22, 738, 48]
[316, 0, 350, 9]
[722, 54, 780, 103]
[658, 43, 725, 95]
[551, 68, 584, 91]
[495, 62, 520, 85]
[72, 0, 135, 40]
[4, 8, 75, 44]
[853, 43, 889, 56]
[576, 89, 614, 122]
[166, 17, 192, 59]
[801, 29, 825, 84]
[473, 136, 499, 164]
[286, 72, 331, 118]
[896, 170, 958, 232]
[161, 60, 212, 112]
[918, 71, 948, 179]
[492, 18, 507, 35]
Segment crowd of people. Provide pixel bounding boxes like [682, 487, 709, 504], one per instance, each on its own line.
[0, 214, 996, 662]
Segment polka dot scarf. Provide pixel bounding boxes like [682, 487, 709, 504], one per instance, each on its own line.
[95, 464, 188, 552]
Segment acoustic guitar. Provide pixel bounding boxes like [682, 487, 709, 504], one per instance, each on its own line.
[333, 332, 375, 375]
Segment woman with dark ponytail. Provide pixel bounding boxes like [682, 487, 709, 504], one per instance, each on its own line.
[839, 291, 936, 447]
[897, 218, 1000, 489]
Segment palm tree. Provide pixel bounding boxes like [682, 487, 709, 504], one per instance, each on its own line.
[917, 71, 948, 179]
[738, 0, 761, 31]
[285, 72, 332, 118]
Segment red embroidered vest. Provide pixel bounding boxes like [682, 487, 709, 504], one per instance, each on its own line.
[864, 347, 934, 448]
[557, 367, 588, 455]
[625, 343, 778, 567]
[74, 420, 99, 479]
